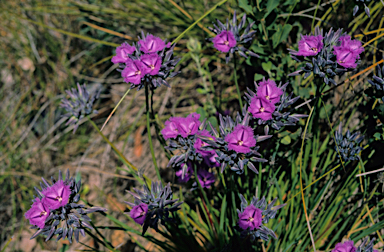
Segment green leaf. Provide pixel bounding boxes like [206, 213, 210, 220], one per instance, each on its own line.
[281, 135, 291, 145]
[196, 107, 207, 120]
[265, 0, 280, 17]
[272, 24, 292, 48]
[238, 0, 253, 14]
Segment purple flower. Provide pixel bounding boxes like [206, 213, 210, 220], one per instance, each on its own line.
[139, 34, 169, 53]
[140, 53, 162, 75]
[257, 79, 284, 104]
[333, 35, 364, 69]
[333, 48, 359, 69]
[197, 169, 215, 188]
[176, 163, 193, 183]
[332, 240, 356, 252]
[24, 198, 50, 229]
[177, 113, 201, 138]
[212, 30, 237, 53]
[238, 205, 262, 231]
[224, 125, 256, 154]
[41, 180, 71, 210]
[194, 130, 216, 157]
[296, 35, 323, 57]
[111, 42, 135, 64]
[130, 203, 148, 225]
[204, 153, 220, 167]
[161, 117, 181, 140]
[121, 59, 145, 85]
[248, 96, 275, 121]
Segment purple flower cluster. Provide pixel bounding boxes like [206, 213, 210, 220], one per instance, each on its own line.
[245, 79, 306, 131]
[208, 11, 259, 63]
[332, 239, 378, 252]
[126, 181, 182, 234]
[163, 113, 218, 184]
[289, 27, 364, 85]
[25, 170, 106, 243]
[112, 32, 179, 90]
[248, 79, 283, 121]
[236, 194, 285, 242]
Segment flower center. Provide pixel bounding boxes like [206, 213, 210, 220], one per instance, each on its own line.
[135, 70, 141, 75]
[310, 47, 318, 53]
[259, 107, 265, 112]
[237, 140, 244, 146]
[56, 196, 63, 202]
[40, 211, 47, 217]
[265, 95, 270, 100]
[339, 60, 344, 63]
[140, 211, 145, 216]
[224, 40, 229, 46]
[203, 177, 207, 182]
[247, 216, 254, 222]
[150, 64, 155, 70]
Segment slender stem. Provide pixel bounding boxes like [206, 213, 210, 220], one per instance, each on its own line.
[87, 117, 150, 184]
[233, 54, 243, 109]
[145, 83, 162, 182]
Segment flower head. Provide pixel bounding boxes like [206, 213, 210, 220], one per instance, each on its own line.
[138, 34, 169, 53]
[194, 130, 216, 157]
[25, 198, 50, 229]
[238, 205, 262, 231]
[140, 53, 162, 75]
[333, 35, 364, 69]
[257, 79, 284, 104]
[60, 83, 100, 133]
[297, 35, 323, 56]
[212, 30, 237, 53]
[176, 163, 193, 183]
[111, 42, 135, 64]
[130, 203, 148, 225]
[248, 96, 276, 121]
[161, 117, 181, 140]
[338, 35, 364, 58]
[224, 125, 256, 154]
[332, 240, 356, 252]
[42, 180, 71, 210]
[197, 169, 215, 188]
[122, 59, 145, 84]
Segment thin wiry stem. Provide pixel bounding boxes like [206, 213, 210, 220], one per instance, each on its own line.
[145, 83, 162, 183]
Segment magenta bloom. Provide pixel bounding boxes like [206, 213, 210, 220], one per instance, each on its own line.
[41, 180, 71, 210]
[297, 35, 323, 56]
[224, 125, 256, 154]
[111, 43, 135, 64]
[139, 34, 169, 53]
[212, 30, 237, 53]
[130, 203, 148, 225]
[334, 35, 364, 69]
[177, 113, 201, 138]
[194, 130, 216, 157]
[332, 241, 356, 252]
[257, 79, 284, 104]
[248, 96, 275, 121]
[161, 117, 181, 140]
[140, 53, 162, 75]
[25, 198, 50, 229]
[176, 163, 193, 183]
[205, 153, 220, 167]
[197, 169, 215, 188]
[238, 205, 262, 231]
[121, 59, 145, 84]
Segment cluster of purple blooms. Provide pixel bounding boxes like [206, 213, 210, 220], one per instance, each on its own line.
[162, 113, 217, 186]
[289, 27, 364, 85]
[235, 194, 285, 242]
[24, 170, 106, 243]
[332, 238, 378, 252]
[245, 78, 307, 131]
[208, 11, 259, 63]
[111, 32, 180, 90]
[126, 181, 182, 235]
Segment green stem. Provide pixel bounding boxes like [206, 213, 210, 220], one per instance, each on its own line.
[233, 54, 243, 109]
[145, 83, 162, 182]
